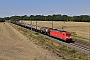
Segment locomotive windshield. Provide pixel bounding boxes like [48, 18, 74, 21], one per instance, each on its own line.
[66, 34, 71, 36]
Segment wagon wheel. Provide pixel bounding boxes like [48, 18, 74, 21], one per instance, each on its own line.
[40, 30, 43, 33]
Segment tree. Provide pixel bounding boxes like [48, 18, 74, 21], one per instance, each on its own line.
[0, 18, 5, 22]
[1, 14, 90, 22]
[10, 15, 21, 21]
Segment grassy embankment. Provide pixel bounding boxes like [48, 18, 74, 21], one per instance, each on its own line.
[10, 22, 90, 60]
[71, 32, 89, 45]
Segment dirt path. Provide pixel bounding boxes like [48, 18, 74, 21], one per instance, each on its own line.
[0, 22, 62, 60]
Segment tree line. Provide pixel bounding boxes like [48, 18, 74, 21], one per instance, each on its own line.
[1, 14, 90, 22]
[0, 18, 5, 22]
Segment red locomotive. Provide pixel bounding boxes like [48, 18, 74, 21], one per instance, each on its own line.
[40, 27, 72, 42]
[49, 29, 72, 41]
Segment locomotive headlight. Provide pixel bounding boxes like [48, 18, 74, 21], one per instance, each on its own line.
[70, 36, 71, 38]
[66, 37, 68, 38]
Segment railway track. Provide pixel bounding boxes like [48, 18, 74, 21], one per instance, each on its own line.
[11, 22, 89, 55]
[69, 42, 89, 55]
[41, 33, 89, 55]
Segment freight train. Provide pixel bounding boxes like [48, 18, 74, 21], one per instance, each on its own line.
[11, 21, 72, 42]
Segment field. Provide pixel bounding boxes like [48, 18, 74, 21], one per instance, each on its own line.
[0, 22, 62, 60]
[23, 21, 89, 40]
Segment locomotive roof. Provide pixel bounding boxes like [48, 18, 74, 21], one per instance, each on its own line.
[53, 29, 66, 32]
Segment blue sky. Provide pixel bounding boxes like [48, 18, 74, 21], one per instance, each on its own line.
[0, 0, 90, 17]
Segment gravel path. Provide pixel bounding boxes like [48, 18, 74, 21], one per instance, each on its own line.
[0, 22, 62, 60]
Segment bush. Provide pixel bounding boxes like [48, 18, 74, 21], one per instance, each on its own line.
[0, 20, 5, 22]
[71, 32, 77, 36]
[34, 32, 39, 35]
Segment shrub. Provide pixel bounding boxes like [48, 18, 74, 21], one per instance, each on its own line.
[0, 20, 5, 22]
[71, 32, 77, 36]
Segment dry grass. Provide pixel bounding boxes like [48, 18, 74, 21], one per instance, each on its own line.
[10, 22, 90, 60]
[23, 21, 89, 40]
